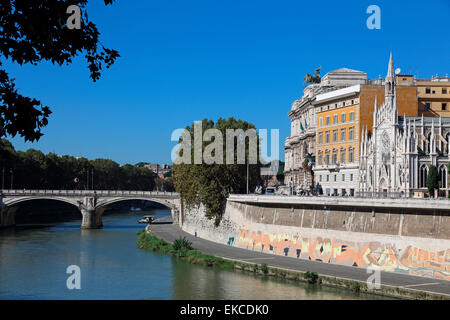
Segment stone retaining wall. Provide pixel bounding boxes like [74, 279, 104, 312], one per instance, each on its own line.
[181, 197, 450, 280]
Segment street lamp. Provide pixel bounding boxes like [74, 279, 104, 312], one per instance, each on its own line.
[10, 168, 13, 190]
[246, 163, 249, 194]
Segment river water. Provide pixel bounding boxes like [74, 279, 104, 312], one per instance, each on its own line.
[0, 207, 388, 300]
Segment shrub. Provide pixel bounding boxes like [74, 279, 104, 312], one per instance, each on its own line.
[303, 271, 319, 284]
[350, 281, 361, 293]
[260, 264, 269, 274]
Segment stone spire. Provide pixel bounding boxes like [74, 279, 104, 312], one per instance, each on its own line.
[385, 51, 396, 105]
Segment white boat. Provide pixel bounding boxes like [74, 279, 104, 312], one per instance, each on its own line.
[138, 215, 154, 224]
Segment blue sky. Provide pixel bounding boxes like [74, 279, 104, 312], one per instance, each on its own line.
[4, 0, 450, 164]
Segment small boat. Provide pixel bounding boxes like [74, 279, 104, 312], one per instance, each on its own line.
[138, 215, 154, 224]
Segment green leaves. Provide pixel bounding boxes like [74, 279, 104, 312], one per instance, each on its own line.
[0, 0, 119, 141]
[173, 117, 262, 222]
[0, 138, 157, 190]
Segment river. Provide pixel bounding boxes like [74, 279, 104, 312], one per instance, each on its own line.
[0, 207, 389, 300]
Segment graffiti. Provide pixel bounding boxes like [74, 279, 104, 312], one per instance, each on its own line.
[238, 229, 450, 280]
[227, 237, 235, 246]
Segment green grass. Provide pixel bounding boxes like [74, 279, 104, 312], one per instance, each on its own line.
[137, 230, 235, 269]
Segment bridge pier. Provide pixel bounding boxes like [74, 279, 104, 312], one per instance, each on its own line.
[80, 207, 104, 229]
[0, 206, 18, 228]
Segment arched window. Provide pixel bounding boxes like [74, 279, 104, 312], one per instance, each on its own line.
[426, 132, 432, 154]
[439, 165, 447, 189]
[419, 165, 428, 188]
[446, 132, 450, 155]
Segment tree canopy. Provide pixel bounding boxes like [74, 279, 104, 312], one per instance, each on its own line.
[0, 0, 119, 142]
[173, 118, 262, 225]
[0, 138, 156, 190]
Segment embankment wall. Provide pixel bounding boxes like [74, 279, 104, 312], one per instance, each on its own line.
[181, 196, 450, 280]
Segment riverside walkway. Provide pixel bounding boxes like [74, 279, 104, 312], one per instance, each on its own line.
[151, 216, 450, 298]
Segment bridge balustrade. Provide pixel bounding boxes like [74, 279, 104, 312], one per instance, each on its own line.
[1, 189, 179, 197]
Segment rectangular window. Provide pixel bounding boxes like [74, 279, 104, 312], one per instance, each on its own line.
[325, 154, 330, 165]
[350, 174, 353, 181]
[351, 99, 354, 105]
[349, 112, 354, 121]
[319, 117, 323, 127]
[326, 116, 330, 125]
[425, 103, 431, 111]
[326, 175, 329, 182]
[349, 149, 354, 163]
[341, 113, 346, 123]
[340, 149, 346, 163]
[340, 128, 346, 141]
[426, 88, 431, 94]
[333, 130, 338, 142]
[318, 132, 323, 144]
[343, 101, 346, 106]
[349, 127, 354, 140]
[333, 114, 338, 124]
[319, 175, 322, 182]
[334, 175, 337, 182]
[325, 131, 330, 143]
[442, 103, 447, 111]
[443, 88, 448, 94]
[342, 174, 345, 181]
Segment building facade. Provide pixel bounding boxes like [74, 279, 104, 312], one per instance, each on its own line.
[284, 69, 367, 192]
[359, 53, 450, 197]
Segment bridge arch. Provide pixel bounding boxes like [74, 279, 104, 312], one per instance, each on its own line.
[96, 197, 177, 211]
[3, 196, 81, 209]
[1, 197, 83, 228]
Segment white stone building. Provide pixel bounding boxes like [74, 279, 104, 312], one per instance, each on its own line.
[359, 53, 450, 197]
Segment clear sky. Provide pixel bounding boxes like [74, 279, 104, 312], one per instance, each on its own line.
[4, 0, 450, 165]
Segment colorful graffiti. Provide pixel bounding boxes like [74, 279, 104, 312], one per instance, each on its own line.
[237, 229, 450, 280]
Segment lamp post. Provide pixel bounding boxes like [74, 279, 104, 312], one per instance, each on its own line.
[2, 167, 4, 190]
[246, 163, 249, 194]
[10, 168, 13, 190]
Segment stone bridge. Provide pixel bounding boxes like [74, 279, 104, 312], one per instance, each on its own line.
[0, 189, 182, 229]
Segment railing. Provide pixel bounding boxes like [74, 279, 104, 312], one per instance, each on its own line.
[0, 189, 179, 197]
[354, 191, 412, 199]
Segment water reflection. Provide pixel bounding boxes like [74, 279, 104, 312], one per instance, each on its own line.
[0, 209, 390, 300]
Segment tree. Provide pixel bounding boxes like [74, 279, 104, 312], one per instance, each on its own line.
[0, 138, 158, 191]
[426, 165, 439, 197]
[0, 1, 119, 142]
[303, 66, 322, 85]
[173, 118, 262, 225]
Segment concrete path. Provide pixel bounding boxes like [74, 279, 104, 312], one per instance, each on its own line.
[150, 217, 450, 297]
